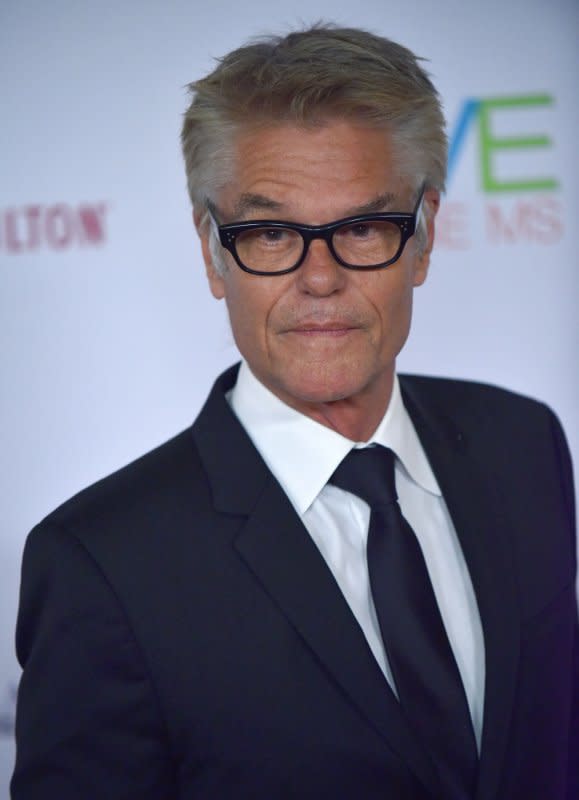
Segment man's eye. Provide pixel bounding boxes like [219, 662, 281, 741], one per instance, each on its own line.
[338, 222, 380, 239]
[351, 223, 372, 238]
[259, 228, 287, 243]
[249, 228, 297, 248]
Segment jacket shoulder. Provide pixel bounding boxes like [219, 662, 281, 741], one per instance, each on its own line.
[39, 426, 210, 537]
[398, 372, 568, 436]
[399, 373, 548, 413]
[400, 373, 575, 531]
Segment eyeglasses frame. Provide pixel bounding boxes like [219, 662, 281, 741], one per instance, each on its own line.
[208, 185, 426, 276]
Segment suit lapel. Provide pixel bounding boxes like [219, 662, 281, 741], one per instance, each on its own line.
[401, 377, 521, 800]
[193, 366, 440, 795]
[235, 476, 442, 793]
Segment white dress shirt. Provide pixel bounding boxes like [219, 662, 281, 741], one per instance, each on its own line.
[228, 360, 485, 749]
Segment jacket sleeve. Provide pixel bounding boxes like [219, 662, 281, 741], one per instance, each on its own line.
[567, 616, 579, 800]
[11, 521, 176, 800]
[552, 411, 579, 800]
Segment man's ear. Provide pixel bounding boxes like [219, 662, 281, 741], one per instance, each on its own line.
[194, 207, 225, 300]
[413, 188, 440, 287]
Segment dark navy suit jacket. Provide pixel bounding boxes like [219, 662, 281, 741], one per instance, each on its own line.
[11, 366, 579, 799]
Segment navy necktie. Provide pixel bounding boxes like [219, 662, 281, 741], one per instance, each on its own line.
[330, 445, 477, 799]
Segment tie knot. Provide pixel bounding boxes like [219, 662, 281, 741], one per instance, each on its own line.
[329, 446, 398, 509]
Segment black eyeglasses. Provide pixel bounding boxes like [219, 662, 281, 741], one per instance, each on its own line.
[208, 186, 425, 276]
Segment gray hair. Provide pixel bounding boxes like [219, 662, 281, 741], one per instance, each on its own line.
[181, 23, 447, 264]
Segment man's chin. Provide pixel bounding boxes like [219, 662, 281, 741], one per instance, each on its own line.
[270, 372, 376, 410]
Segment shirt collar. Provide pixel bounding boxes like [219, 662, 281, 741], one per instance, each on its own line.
[228, 360, 440, 515]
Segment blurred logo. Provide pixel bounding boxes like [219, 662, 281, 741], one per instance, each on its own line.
[440, 93, 562, 249]
[448, 93, 557, 192]
[0, 202, 108, 254]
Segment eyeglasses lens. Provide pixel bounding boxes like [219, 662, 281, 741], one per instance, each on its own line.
[332, 221, 402, 267]
[235, 221, 402, 272]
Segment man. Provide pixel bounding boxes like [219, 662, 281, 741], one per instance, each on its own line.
[11, 25, 578, 800]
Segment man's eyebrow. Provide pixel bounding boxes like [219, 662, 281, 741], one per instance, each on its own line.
[233, 193, 284, 217]
[348, 192, 399, 215]
[228, 190, 400, 221]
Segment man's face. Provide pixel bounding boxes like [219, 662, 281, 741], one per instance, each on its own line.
[197, 120, 437, 426]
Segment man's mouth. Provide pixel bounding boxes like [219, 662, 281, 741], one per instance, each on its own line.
[286, 323, 358, 336]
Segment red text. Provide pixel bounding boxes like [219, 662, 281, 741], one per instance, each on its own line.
[0, 203, 108, 253]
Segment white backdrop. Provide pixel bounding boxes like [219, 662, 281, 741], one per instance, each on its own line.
[1, 0, 578, 791]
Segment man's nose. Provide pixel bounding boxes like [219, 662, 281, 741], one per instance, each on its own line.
[296, 238, 346, 295]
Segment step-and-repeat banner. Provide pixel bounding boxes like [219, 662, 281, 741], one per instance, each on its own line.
[1, 0, 577, 790]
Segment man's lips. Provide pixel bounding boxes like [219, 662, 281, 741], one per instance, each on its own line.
[284, 323, 359, 336]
